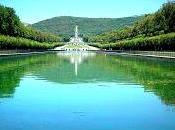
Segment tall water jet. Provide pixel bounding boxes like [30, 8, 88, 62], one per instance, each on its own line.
[69, 26, 84, 45]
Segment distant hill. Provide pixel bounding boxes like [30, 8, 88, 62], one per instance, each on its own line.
[32, 16, 141, 37]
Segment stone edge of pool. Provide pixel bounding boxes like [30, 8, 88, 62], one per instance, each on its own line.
[102, 51, 175, 59]
[0, 50, 175, 59]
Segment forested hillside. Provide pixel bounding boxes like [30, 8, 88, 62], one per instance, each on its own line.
[32, 16, 141, 37]
[89, 1, 175, 51]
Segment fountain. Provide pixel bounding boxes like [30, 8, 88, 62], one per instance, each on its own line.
[54, 26, 99, 51]
[69, 26, 84, 45]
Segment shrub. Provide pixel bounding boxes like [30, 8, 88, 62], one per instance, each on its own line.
[99, 33, 175, 51]
[0, 35, 64, 50]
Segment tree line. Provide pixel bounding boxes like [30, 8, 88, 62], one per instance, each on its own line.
[90, 1, 175, 44]
[0, 5, 61, 43]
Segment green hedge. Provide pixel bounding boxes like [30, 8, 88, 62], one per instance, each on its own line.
[90, 33, 175, 51]
[0, 35, 64, 50]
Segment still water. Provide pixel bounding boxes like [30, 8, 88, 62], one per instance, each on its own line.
[0, 52, 175, 130]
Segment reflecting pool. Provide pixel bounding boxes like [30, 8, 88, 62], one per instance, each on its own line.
[0, 52, 175, 130]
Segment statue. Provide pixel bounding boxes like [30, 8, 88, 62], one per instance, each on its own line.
[69, 26, 84, 45]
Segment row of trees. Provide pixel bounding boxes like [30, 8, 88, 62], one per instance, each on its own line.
[90, 33, 175, 51]
[0, 35, 64, 49]
[90, 1, 175, 43]
[0, 5, 61, 43]
[21, 26, 61, 43]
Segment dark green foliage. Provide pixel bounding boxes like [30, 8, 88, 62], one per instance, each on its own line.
[32, 16, 141, 37]
[90, 26, 135, 43]
[90, 33, 175, 51]
[133, 1, 175, 36]
[0, 4, 61, 45]
[0, 5, 21, 36]
[90, 1, 175, 51]
[20, 26, 61, 43]
[156, 1, 175, 32]
[0, 35, 64, 49]
[62, 35, 70, 42]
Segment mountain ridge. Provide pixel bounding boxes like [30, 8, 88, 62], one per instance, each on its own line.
[32, 16, 141, 37]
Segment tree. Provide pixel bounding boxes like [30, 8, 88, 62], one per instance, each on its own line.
[160, 1, 175, 32]
[0, 5, 21, 36]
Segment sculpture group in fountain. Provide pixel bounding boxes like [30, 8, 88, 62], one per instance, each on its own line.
[69, 26, 84, 45]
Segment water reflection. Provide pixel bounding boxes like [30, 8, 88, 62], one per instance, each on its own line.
[0, 52, 175, 106]
[57, 52, 96, 76]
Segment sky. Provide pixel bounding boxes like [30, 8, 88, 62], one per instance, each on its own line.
[0, 0, 166, 24]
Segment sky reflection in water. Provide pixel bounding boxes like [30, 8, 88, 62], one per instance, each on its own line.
[0, 52, 175, 130]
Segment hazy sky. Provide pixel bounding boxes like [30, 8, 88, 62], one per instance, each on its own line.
[1, 0, 166, 24]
